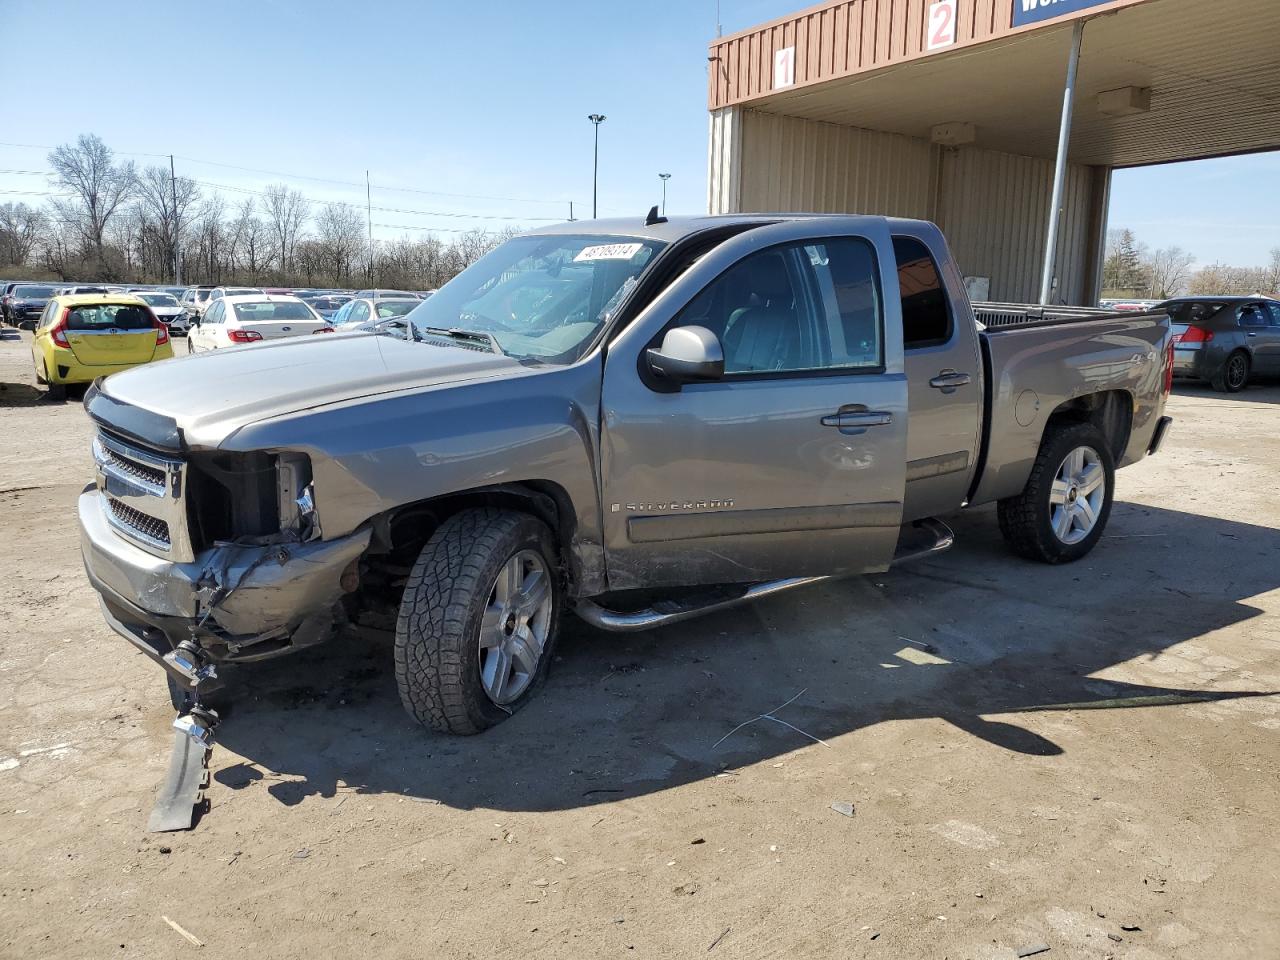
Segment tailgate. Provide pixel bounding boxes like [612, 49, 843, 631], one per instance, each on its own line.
[66, 329, 158, 366]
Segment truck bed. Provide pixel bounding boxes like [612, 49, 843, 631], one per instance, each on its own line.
[967, 304, 1172, 507]
[973, 301, 1170, 330]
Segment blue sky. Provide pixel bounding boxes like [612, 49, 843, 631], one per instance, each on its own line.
[0, 0, 1275, 268]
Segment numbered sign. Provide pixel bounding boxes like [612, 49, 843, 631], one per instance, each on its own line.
[773, 46, 795, 89]
[927, 0, 957, 50]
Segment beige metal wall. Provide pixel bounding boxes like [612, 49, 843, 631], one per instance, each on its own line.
[936, 146, 1099, 304]
[709, 108, 1107, 304]
[733, 110, 936, 219]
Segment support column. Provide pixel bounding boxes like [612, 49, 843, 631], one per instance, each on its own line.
[1039, 19, 1085, 305]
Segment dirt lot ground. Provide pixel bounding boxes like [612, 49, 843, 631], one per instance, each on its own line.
[0, 326, 1277, 960]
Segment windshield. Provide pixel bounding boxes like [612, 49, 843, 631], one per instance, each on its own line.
[140, 293, 179, 307]
[1161, 301, 1226, 325]
[406, 234, 664, 362]
[15, 285, 55, 298]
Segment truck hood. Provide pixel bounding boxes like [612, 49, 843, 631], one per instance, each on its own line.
[92, 331, 526, 450]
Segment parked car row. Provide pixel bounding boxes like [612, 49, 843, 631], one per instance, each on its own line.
[3, 280, 435, 333]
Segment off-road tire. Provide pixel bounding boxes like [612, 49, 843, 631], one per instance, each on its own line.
[395, 508, 561, 735]
[1211, 350, 1249, 393]
[997, 422, 1115, 564]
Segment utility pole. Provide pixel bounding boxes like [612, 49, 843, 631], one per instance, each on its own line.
[587, 114, 606, 219]
[568, 201, 575, 222]
[659, 173, 671, 215]
[169, 155, 182, 285]
[366, 170, 373, 284]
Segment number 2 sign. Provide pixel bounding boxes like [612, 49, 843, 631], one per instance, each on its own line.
[927, 0, 957, 51]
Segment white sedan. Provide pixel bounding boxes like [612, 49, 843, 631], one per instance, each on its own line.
[134, 292, 188, 334]
[187, 294, 330, 353]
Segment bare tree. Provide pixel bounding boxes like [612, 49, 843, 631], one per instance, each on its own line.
[228, 197, 271, 277]
[135, 165, 199, 282]
[314, 202, 366, 284]
[263, 183, 309, 273]
[47, 134, 136, 259]
[1145, 246, 1195, 299]
[0, 202, 47, 267]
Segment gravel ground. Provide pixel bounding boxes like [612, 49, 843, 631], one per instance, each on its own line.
[1, 327, 1277, 959]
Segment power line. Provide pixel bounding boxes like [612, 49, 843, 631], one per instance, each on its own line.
[187, 178, 561, 223]
[0, 140, 581, 208]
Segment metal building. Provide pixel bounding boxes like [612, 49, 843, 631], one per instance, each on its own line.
[706, 0, 1280, 305]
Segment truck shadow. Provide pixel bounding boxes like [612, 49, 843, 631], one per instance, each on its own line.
[213, 501, 1278, 812]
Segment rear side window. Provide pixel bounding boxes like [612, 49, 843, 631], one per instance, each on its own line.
[1238, 303, 1270, 326]
[892, 237, 952, 349]
[66, 303, 153, 331]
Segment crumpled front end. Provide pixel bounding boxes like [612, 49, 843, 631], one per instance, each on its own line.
[78, 420, 371, 740]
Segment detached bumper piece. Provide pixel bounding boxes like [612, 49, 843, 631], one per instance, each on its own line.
[148, 728, 211, 833]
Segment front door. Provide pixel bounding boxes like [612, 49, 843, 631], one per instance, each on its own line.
[600, 219, 908, 589]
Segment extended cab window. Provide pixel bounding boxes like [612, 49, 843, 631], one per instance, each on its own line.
[893, 236, 952, 349]
[674, 238, 883, 375]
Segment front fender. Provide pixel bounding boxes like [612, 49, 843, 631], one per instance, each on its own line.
[221, 361, 605, 578]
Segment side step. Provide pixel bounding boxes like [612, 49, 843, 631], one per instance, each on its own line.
[574, 518, 954, 633]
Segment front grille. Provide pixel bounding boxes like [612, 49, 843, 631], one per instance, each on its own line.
[104, 446, 166, 487]
[108, 497, 171, 546]
[94, 430, 193, 560]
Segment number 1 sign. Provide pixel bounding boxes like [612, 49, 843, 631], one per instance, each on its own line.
[927, 0, 957, 50]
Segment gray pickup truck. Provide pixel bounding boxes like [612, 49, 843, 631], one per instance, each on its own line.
[78, 214, 1173, 741]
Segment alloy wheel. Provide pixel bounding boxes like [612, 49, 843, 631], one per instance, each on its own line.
[478, 550, 553, 705]
[1049, 445, 1105, 545]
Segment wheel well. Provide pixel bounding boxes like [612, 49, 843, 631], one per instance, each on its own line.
[371, 481, 577, 573]
[1044, 390, 1133, 462]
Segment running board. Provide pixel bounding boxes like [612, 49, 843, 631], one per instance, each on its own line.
[574, 518, 954, 633]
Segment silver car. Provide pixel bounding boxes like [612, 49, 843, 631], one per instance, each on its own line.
[1164, 297, 1280, 392]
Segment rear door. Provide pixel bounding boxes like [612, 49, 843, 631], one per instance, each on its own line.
[191, 300, 223, 351]
[893, 231, 982, 520]
[1255, 302, 1280, 374]
[600, 218, 908, 589]
[62, 303, 158, 366]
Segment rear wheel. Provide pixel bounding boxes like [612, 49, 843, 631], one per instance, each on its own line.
[394, 508, 561, 735]
[44, 365, 66, 402]
[998, 422, 1115, 564]
[1212, 350, 1249, 393]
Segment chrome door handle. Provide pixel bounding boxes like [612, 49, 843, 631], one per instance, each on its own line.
[821, 411, 893, 428]
[929, 371, 972, 389]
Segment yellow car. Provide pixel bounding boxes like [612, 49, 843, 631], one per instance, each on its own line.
[31, 293, 174, 400]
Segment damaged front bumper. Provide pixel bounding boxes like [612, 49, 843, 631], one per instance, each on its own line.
[79, 487, 371, 702]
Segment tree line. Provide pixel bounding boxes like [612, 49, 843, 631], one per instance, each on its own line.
[0, 134, 520, 290]
[1103, 228, 1280, 301]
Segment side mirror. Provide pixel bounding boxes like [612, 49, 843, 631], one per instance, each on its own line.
[644, 325, 725, 386]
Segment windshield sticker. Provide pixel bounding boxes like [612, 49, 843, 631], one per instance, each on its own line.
[574, 243, 645, 262]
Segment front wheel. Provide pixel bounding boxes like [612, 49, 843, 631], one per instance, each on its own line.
[998, 422, 1115, 564]
[395, 509, 561, 735]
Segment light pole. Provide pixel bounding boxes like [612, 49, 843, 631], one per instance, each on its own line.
[587, 114, 606, 218]
[658, 173, 671, 215]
